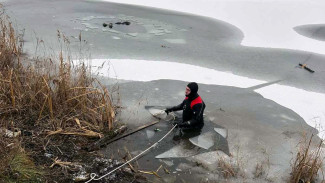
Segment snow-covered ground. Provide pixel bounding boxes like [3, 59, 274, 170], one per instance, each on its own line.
[92, 59, 265, 87]
[89, 59, 325, 139]
[102, 0, 325, 55]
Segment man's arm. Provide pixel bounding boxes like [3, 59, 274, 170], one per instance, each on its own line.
[180, 103, 204, 127]
[165, 100, 185, 113]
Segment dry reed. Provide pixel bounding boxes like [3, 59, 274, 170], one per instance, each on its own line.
[0, 6, 120, 182]
[218, 157, 240, 179]
[0, 9, 116, 135]
[290, 134, 323, 183]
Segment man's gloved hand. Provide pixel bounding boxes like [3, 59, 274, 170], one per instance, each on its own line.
[173, 121, 181, 126]
[178, 121, 191, 128]
[165, 108, 172, 115]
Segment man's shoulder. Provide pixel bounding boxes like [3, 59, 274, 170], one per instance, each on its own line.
[190, 96, 203, 108]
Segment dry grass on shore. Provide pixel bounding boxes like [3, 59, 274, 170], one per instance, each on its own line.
[217, 157, 241, 179]
[0, 11, 115, 136]
[215, 133, 323, 182]
[0, 8, 118, 182]
[290, 134, 323, 183]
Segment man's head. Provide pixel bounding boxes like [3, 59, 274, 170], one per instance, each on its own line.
[186, 82, 198, 97]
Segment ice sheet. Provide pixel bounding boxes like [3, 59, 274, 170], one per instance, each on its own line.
[148, 108, 167, 119]
[155, 145, 198, 159]
[189, 132, 215, 150]
[214, 128, 227, 138]
[146, 130, 155, 139]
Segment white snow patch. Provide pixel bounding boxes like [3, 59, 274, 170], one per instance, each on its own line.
[89, 59, 265, 88]
[102, 28, 120, 34]
[126, 33, 138, 37]
[112, 36, 121, 39]
[280, 114, 296, 121]
[102, 0, 325, 55]
[164, 39, 186, 44]
[81, 23, 99, 29]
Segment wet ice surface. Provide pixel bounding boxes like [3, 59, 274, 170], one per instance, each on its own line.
[73, 14, 184, 40]
[294, 24, 325, 42]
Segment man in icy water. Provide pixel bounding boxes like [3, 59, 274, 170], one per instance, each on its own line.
[165, 82, 206, 139]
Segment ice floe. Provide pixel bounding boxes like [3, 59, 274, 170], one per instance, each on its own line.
[155, 144, 198, 159]
[189, 132, 215, 150]
[214, 128, 227, 139]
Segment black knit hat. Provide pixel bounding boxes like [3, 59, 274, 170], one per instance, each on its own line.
[187, 82, 198, 95]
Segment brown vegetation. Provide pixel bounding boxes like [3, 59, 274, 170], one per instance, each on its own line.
[0, 20, 115, 133]
[0, 7, 119, 182]
[217, 157, 241, 179]
[290, 134, 323, 183]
